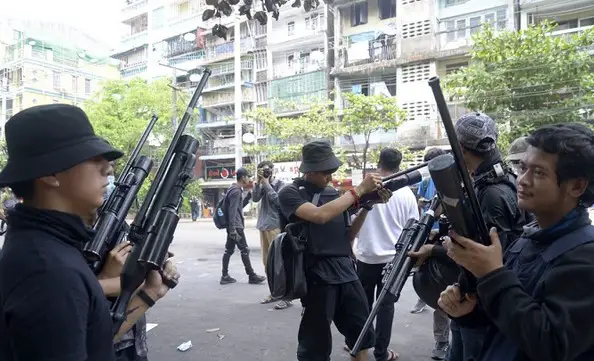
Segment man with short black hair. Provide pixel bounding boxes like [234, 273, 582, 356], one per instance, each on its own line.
[220, 167, 266, 285]
[440, 122, 594, 361]
[0, 104, 179, 361]
[253, 160, 289, 309]
[353, 148, 419, 361]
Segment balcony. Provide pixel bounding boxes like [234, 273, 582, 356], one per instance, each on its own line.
[209, 60, 253, 76]
[201, 38, 254, 64]
[268, 28, 326, 52]
[120, 60, 148, 77]
[201, 88, 256, 108]
[122, 0, 148, 20]
[269, 70, 327, 114]
[340, 41, 398, 68]
[272, 63, 325, 79]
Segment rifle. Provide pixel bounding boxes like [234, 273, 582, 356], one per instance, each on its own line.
[353, 164, 425, 211]
[427, 76, 491, 293]
[84, 114, 159, 273]
[350, 197, 440, 357]
[109, 68, 212, 334]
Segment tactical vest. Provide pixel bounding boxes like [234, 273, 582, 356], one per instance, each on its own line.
[297, 185, 352, 257]
[481, 225, 594, 361]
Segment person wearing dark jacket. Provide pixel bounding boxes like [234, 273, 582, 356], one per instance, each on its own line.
[439, 123, 594, 361]
[410, 112, 530, 361]
[0, 104, 180, 361]
[220, 167, 266, 285]
[278, 140, 389, 361]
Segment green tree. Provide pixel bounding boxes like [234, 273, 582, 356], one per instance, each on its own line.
[445, 22, 594, 147]
[341, 92, 406, 175]
[83, 77, 191, 169]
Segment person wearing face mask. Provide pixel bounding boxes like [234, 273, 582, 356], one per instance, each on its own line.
[0, 105, 180, 361]
[278, 140, 389, 361]
[506, 137, 528, 175]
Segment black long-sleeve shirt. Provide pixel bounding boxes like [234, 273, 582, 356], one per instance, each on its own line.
[225, 184, 251, 230]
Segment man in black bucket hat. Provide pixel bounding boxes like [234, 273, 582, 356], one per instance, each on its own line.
[278, 140, 387, 361]
[0, 104, 179, 361]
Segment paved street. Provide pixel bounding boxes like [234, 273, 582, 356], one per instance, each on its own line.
[146, 220, 436, 361]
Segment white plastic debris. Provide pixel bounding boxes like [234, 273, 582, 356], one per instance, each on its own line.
[177, 341, 193, 352]
[206, 328, 220, 333]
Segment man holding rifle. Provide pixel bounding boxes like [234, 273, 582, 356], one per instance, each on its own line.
[440, 123, 594, 361]
[278, 140, 386, 361]
[410, 112, 528, 361]
[0, 105, 179, 361]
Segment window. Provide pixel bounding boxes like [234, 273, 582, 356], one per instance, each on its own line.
[484, 13, 495, 24]
[351, 2, 368, 27]
[152, 7, 165, 29]
[53, 71, 61, 88]
[470, 16, 481, 35]
[496, 9, 507, 30]
[72, 76, 78, 93]
[287, 21, 295, 36]
[402, 20, 431, 38]
[378, 0, 396, 20]
[456, 19, 466, 39]
[556, 19, 578, 30]
[446, 20, 455, 42]
[85, 78, 91, 94]
[580, 17, 594, 27]
[445, 62, 468, 75]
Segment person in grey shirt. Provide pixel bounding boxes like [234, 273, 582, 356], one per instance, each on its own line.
[220, 167, 266, 285]
[253, 161, 291, 309]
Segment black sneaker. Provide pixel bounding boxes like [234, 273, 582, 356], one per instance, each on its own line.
[248, 274, 266, 284]
[220, 275, 237, 285]
[431, 341, 449, 360]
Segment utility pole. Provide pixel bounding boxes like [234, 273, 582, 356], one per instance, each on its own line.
[234, 15, 243, 171]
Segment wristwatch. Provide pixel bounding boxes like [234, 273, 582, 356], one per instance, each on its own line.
[137, 289, 156, 308]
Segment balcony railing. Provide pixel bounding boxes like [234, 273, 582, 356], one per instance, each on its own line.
[121, 30, 149, 49]
[340, 42, 397, 68]
[166, 38, 202, 58]
[202, 38, 253, 62]
[202, 89, 255, 107]
[272, 64, 324, 79]
[200, 144, 237, 156]
[122, 0, 148, 15]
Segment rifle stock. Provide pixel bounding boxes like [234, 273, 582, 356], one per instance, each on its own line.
[350, 198, 440, 357]
[110, 68, 211, 335]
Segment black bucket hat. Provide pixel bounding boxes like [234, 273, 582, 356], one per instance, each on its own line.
[0, 104, 124, 187]
[299, 140, 343, 173]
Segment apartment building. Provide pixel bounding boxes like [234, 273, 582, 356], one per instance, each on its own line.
[0, 18, 118, 134]
[519, 0, 594, 37]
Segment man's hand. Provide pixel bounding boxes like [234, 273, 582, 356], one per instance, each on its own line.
[143, 260, 180, 300]
[408, 244, 434, 266]
[355, 173, 382, 196]
[229, 229, 241, 242]
[257, 168, 264, 182]
[99, 242, 132, 280]
[443, 227, 504, 278]
[438, 284, 477, 317]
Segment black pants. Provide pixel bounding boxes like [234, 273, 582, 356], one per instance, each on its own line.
[222, 228, 255, 276]
[115, 347, 147, 361]
[297, 280, 375, 361]
[357, 261, 396, 361]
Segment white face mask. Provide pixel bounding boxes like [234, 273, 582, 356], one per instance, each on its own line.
[107, 175, 115, 185]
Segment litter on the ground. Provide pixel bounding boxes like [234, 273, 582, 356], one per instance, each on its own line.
[206, 328, 220, 333]
[177, 341, 193, 352]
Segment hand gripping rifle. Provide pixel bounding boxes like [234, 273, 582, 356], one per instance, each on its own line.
[110, 68, 211, 334]
[350, 197, 441, 357]
[427, 76, 491, 294]
[84, 114, 159, 274]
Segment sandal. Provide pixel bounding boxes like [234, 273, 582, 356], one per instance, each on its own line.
[387, 350, 399, 360]
[260, 295, 276, 304]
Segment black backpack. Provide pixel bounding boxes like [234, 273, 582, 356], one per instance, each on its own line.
[266, 190, 321, 301]
[213, 192, 229, 230]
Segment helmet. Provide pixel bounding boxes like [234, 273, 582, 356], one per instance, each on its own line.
[506, 137, 528, 162]
[412, 257, 461, 310]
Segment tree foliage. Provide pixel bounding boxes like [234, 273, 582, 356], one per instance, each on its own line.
[83, 77, 202, 202]
[444, 22, 594, 146]
[341, 92, 405, 173]
[83, 77, 191, 169]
